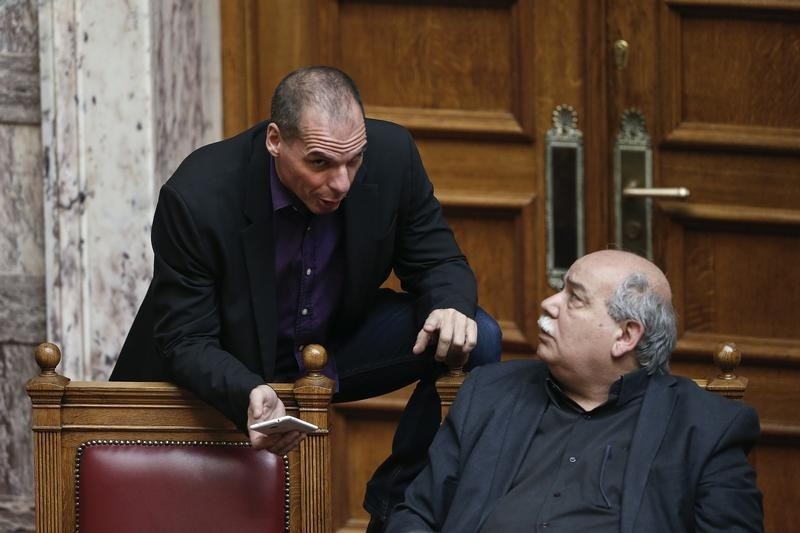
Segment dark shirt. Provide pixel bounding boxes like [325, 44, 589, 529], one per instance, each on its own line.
[479, 368, 650, 533]
[270, 159, 344, 383]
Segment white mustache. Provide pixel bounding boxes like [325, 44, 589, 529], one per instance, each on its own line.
[538, 315, 555, 336]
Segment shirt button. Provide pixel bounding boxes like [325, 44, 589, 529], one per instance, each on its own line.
[301, 308, 308, 316]
[584, 414, 591, 420]
[569, 456, 577, 463]
[542, 523, 550, 528]
[553, 492, 561, 498]
[306, 268, 312, 276]
[298, 344, 304, 352]
[306, 226, 311, 232]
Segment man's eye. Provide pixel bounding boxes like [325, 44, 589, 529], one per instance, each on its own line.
[309, 159, 327, 167]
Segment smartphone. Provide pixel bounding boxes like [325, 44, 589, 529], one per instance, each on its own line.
[249, 415, 318, 436]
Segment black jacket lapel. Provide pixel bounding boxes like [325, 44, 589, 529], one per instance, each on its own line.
[479, 374, 549, 527]
[620, 374, 678, 533]
[241, 128, 277, 378]
[341, 167, 378, 325]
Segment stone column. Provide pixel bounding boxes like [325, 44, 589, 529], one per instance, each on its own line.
[0, 1, 45, 529]
[39, 0, 222, 380]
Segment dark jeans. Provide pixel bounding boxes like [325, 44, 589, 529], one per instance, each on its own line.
[327, 290, 503, 524]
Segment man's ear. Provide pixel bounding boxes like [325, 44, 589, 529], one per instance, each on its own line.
[611, 320, 644, 358]
[266, 123, 281, 157]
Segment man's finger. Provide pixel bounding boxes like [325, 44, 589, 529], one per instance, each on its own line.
[421, 311, 442, 332]
[465, 318, 478, 353]
[275, 433, 305, 456]
[450, 312, 468, 351]
[267, 430, 301, 454]
[436, 313, 456, 360]
[413, 328, 431, 355]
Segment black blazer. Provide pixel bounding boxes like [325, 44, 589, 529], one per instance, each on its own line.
[111, 119, 476, 429]
[387, 360, 763, 533]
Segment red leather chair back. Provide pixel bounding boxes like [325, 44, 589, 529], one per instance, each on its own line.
[77, 441, 286, 533]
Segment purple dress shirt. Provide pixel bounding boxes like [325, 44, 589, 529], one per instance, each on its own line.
[270, 159, 345, 385]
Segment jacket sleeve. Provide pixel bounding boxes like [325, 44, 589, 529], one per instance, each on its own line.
[385, 367, 482, 532]
[151, 184, 264, 430]
[694, 404, 764, 532]
[392, 129, 477, 325]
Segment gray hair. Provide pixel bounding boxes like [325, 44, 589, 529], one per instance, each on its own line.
[270, 66, 364, 140]
[605, 272, 677, 375]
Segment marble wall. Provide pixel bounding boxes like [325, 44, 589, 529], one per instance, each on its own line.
[0, 1, 44, 529]
[41, 0, 222, 381]
[0, 0, 221, 529]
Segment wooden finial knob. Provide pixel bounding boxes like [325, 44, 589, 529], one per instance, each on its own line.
[302, 344, 327, 372]
[445, 350, 468, 377]
[714, 342, 741, 379]
[35, 342, 62, 375]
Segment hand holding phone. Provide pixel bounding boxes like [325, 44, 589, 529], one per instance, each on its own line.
[249, 415, 318, 436]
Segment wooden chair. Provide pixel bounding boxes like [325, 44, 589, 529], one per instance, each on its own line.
[27, 343, 335, 533]
[26, 342, 471, 533]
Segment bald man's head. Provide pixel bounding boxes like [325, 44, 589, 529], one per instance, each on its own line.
[572, 250, 676, 374]
[576, 250, 672, 301]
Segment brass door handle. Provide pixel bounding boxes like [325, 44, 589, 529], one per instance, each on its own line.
[622, 186, 690, 199]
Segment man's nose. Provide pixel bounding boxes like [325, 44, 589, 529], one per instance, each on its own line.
[328, 165, 351, 195]
[540, 293, 559, 317]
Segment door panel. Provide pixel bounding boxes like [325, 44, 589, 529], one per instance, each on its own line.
[609, 2, 800, 530]
[222, 0, 800, 529]
[661, 2, 800, 151]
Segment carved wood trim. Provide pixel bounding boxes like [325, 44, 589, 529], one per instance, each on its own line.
[366, 106, 528, 141]
[333, 396, 408, 415]
[759, 422, 800, 444]
[220, 0, 258, 137]
[33, 431, 63, 533]
[659, 201, 800, 228]
[438, 191, 536, 209]
[663, 122, 800, 154]
[666, 0, 800, 10]
[676, 332, 800, 367]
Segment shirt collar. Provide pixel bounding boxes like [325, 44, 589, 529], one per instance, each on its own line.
[610, 366, 650, 405]
[546, 366, 650, 413]
[269, 156, 298, 212]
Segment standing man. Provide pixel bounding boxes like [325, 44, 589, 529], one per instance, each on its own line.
[387, 250, 763, 532]
[110, 66, 502, 529]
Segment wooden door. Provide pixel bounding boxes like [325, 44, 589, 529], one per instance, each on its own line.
[604, 2, 800, 531]
[221, 1, 799, 530]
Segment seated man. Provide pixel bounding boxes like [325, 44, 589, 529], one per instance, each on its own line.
[386, 250, 763, 533]
[110, 66, 502, 529]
